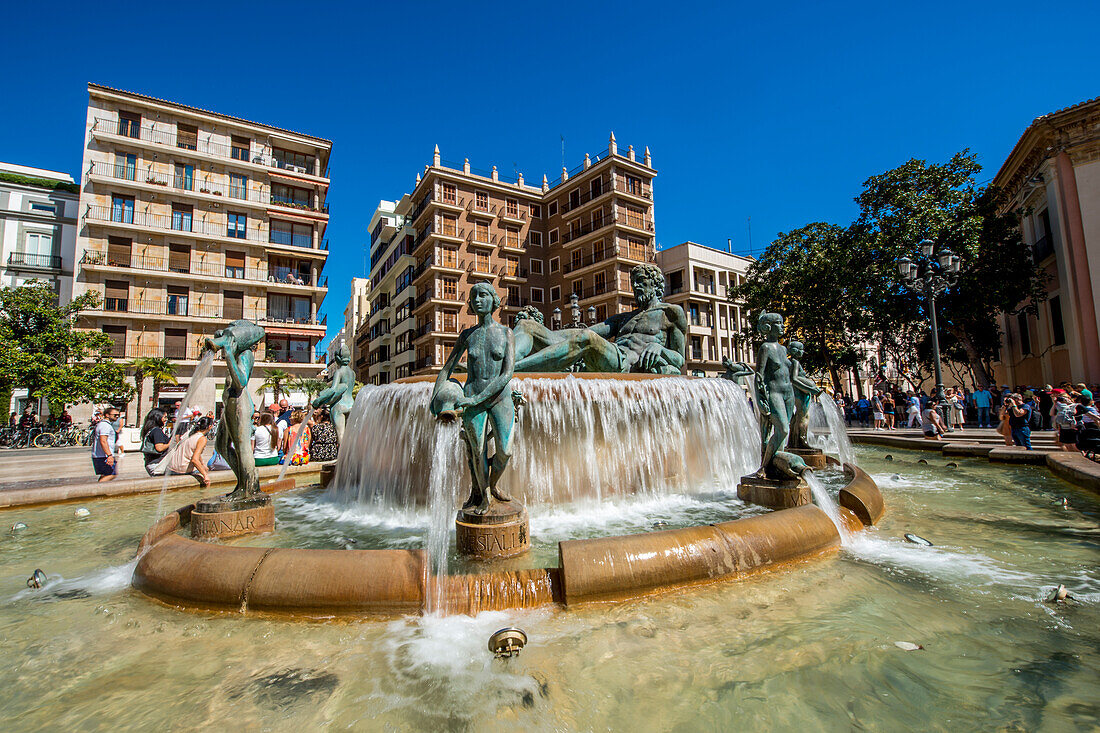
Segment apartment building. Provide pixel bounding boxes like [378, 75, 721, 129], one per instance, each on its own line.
[655, 241, 754, 377]
[74, 84, 331, 421]
[0, 162, 79, 303]
[344, 276, 370, 373]
[989, 95, 1100, 386]
[365, 134, 656, 382]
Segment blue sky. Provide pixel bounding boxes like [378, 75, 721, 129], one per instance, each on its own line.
[2, 1, 1097, 349]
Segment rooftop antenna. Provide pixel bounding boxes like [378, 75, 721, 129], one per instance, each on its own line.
[560, 134, 565, 171]
[727, 237, 732, 253]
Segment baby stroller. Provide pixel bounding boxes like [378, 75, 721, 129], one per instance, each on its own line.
[1077, 423, 1100, 460]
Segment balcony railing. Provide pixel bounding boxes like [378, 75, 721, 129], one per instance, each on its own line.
[80, 250, 326, 288]
[561, 185, 611, 214]
[92, 118, 325, 179]
[84, 205, 322, 250]
[613, 179, 653, 199]
[560, 211, 655, 245]
[8, 252, 62, 269]
[89, 162, 329, 213]
[1032, 235, 1054, 264]
[120, 342, 313, 363]
[91, 298, 324, 325]
[563, 249, 612, 275]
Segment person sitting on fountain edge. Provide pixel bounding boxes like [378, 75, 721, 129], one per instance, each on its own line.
[431, 282, 517, 515]
[512, 263, 687, 374]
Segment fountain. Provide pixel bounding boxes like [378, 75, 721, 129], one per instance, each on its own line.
[131, 273, 884, 615]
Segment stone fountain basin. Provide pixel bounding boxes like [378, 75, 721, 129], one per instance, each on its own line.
[131, 465, 883, 615]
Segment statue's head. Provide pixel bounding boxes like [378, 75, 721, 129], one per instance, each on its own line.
[757, 311, 784, 339]
[467, 282, 500, 316]
[788, 340, 804, 358]
[515, 305, 544, 324]
[335, 341, 351, 366]
[630, 263, 664, 305]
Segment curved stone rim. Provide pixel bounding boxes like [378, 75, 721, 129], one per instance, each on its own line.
[131, 468, 884, 616]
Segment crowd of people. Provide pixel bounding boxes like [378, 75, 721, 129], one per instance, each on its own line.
[834, 382, 1100, 454]
[91, 397, 342, 482]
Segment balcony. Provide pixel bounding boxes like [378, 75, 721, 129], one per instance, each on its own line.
[561, 185, 612, 214]
[90, 118, 328, 180]
[79, 250, 327, 289]
[91, 298, 324, 326]
[613, 179, 653, 200]
[8, 252, 62, 270]
[499, 206, 527, 225]
[1032, 235, 1054, 264]
[466, 200, 498, 219]
[468, 262, 496, 279]
[563, 249, 612, 275]
[84, 205, 324, 253]
[87, 162, 328, 214]
[498, 264, 528, 281]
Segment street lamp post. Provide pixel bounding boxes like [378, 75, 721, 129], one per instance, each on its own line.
[897, 239, 962, 431]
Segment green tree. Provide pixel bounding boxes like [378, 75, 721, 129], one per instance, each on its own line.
[854, 151, 1046, 388]
[0, 281, 132, 411]
[261, 368, 292, 405]
[292, 375, 327, 403]
[128, 357, 178, 419]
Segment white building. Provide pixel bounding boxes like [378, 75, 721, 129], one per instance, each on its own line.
[655, 241, 754, 377]
[344, 276, 370, 371]
[0, 162, 79, 304]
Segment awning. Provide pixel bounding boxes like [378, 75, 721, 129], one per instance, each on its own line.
[265, 327, 319, 338]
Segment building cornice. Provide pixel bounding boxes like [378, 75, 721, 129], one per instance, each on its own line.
[992, 96, 1100, 197]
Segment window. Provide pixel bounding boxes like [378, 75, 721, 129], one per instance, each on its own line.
[596, 305, 606, 322]
[438, 246, 457, 268]
[29, 201, 55, 213]
[569, 189, 580, 210]
[171, 204, 193, 232]
[270, 221, 312, 247]
[594, 271, 606, 293]
[530, 258, 543, 275]
[506, 198, 519, 217]
[572, 279, 583, 297]
[166, 286, 189, 316]
[118, 111, 141, 138]
[475, 191, 489, 211]
[591, 177, 602, 198]
[549, 228, 558, 245]
[505, 257, 519, 276]
[625, 237, 647, 261]
[691, 336, 702, 360]
[441, 183, 457, 204]
[531, 287, 544, 303]
[548, 201, 558, 217]
[271, 183, 310, 207]
[227, 212, 247, 239]
[571, 249, 583, 270]
[439, 278, 458, 300]
[1017, 312, 1031, 355]
[168, 243, 190, 273]
[225, 250, 246, 279]
[440, 215, 458, 237]
[21, 232, 54, 265]
[623, 205, 646, 229]
[690, 303, 700, 326]
[530, 204, 541, 218]
[105, 280, 129, 312]
[231, 135, 250, 161]
[176, 123, 198, 150]
[529, 231, 542, 247]
[164, 328, 188, 359]
[474, 221, 489, 243]
[440, 310, 458, 333]
[549, 256, 560, 273]
[475, 251, 490, 273]
[550, 285, 560, 303]
[1050, 296, 1066, 346]
[668, 270, 684, 294]
[506, 228, 520, 248]
[273, 147, 313, 173]
[229, 173, 247, 200]
[624, 175, 641, 195]
[111, 195, 134, 223]
[592, 209, 604, 229]
[104, 325, 127, 356]
[107, 236, 131, 267]
[174, 163, 194, 191]
[121, 153, 136, 181]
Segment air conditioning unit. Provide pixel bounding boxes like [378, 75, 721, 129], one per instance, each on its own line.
[289, 164, 307, 174]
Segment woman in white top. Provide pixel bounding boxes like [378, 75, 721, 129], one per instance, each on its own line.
[167, 417, 213, 486]
[252, 413, 280, 466]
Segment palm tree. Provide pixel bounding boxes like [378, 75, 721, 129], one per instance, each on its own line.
[129, 357, 178, 419]
[292, 375, 328, 404]
[261, 368, 292, 406]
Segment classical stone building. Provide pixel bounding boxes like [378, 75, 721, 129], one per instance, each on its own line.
[655, 241, 754, 377]
[990, 96, 1100, 387]
[74, 83, 332, 421]
[343, 276, 370, 375]
[365, 135, 656, 383]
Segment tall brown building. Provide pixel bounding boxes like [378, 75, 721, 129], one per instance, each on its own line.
[366, 134, 656, 383]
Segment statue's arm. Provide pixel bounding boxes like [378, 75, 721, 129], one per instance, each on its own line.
[460, 329, 515, 412]
[431, 330, 470, 415]
[791, 362, 822, 396]
[224, 347, 248, 391]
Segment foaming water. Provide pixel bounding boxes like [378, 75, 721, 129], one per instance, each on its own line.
[153, 350, 216, 517]
[809, 392, 856, 467]
[425, 423, 464, 615]
[329, 377, 761, 510]
[805, 471, 851, 544]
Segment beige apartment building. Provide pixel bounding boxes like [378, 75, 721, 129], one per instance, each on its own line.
[655, 241, 754, 377]
[990, 95, 1100, 387]
[74, 84, 331, 421]
[365, 134, 656, 383]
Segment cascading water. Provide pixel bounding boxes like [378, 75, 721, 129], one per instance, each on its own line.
[153, 350, 216, 518]
[329, 376, 761, 510]
[803, 471, 850, 544]
[808, 393, 856, 467]
[278, 406, 316, 481]
[424, 422, 464, 615]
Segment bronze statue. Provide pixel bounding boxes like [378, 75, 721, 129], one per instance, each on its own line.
[512, 263, 686, 374]
[312, 340, 355, 445]
[787, 340, 823, 450]
[739, 311, 796, 478]
[204, 319, 265, 498]
[430, 282, 516, 515]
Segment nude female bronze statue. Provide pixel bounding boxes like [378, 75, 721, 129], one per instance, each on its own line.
[204, 319, 265, 498]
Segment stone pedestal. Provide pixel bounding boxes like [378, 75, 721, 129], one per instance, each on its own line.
[738, 475, 811, 510]
[455, 501, 529, 559]
[789, 448, 827, 470]
[191, 493, 273, 539]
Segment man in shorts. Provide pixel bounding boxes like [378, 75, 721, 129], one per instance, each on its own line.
[91, 406, 122, 481]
